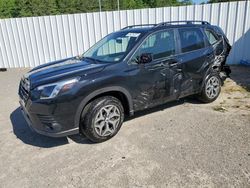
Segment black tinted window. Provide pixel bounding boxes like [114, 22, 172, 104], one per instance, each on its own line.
[131, 30, 175, 63]
[179, 28, 205, 53]
[205, 29, 219, 45]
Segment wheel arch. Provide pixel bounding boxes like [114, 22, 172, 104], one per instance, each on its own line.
[200, 65, 220, 93]
[74, 86, 134, 128]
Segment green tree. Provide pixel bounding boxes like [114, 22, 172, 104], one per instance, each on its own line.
[15, 0, 58, 17]
[0, 0, 15, 18]
[56, 0, 98, 14]
[121, 0, 146, 9]
[0, 0, 193, 19]
[143, 0, 182, 8]
[56, 0, 75, 14]
[74, 0, 92, 13]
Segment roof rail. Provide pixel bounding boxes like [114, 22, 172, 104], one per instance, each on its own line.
[156, 20, 210, 27]
[122, 24, 157, 30]
[121, 21, 210, 30]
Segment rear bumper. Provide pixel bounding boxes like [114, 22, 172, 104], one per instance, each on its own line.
[20, 100, 79, 137]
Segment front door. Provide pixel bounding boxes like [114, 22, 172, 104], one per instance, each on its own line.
[126, 29, 179, 111]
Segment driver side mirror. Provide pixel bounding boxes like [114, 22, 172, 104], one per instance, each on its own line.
[139, 53, 152, 64]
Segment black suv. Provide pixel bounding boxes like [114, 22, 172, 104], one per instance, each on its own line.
[19, 21, 231, 142]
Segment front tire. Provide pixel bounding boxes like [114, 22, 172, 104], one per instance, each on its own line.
[198, 73, 221, 103]
[80, 96, 124, 143]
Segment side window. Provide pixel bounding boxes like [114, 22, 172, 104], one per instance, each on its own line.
[131, 30, 176, 63]
[179, 28, 205, 53]
[205, 30, 219, 45]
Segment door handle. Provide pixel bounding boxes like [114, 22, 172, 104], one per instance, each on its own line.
[160, 59, 181, 67]
[168, 60, 179, 67]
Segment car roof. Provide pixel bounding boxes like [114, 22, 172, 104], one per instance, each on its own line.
[121, 21, 214, 33]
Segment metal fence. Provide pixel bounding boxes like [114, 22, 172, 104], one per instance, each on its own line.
[0, 1, 250, 68]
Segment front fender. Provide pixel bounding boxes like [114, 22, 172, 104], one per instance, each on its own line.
[74, 86, 134, 127]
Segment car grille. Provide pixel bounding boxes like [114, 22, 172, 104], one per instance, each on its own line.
[19, 77, 30, 101]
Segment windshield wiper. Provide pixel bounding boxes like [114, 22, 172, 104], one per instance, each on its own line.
[81, 56, 97, 63]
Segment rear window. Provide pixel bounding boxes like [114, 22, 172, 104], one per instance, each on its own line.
[179, 28, 205, 53]
[205, 29, 219, 45]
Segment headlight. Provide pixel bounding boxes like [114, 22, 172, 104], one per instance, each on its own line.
[36, 78, 80, 99]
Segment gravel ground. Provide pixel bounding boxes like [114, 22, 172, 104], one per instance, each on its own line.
[0, 66, 249, 188]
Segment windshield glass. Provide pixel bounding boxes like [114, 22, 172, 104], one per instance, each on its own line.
[83, 31, 143, 63]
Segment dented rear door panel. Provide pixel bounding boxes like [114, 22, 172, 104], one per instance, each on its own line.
[177, 47, 214, 97]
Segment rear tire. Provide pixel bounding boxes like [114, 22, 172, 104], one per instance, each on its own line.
[198, 73, 221, 103]
[80, 96, 124, 143]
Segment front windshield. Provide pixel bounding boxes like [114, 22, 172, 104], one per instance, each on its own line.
[83, 31, 143, 63]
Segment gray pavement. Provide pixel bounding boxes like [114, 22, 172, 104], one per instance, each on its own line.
[0, 67, 249, 188]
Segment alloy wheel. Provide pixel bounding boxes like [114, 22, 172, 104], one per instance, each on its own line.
[205, 76, 220, 99]
[94, 105, 121, 137]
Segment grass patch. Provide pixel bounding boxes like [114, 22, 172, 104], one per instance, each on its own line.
[223, 79, 250, 94]
[232, 105, 240, 109]
[242, 86, 250, 92]
[220, 100, 226, 105]
[245, 94, 250, 98]
[224, 85, 248, 94]
[212, 106, 227, 112]
[233, 96, 242, 99]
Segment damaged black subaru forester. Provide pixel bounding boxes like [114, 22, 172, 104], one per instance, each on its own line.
[19, 21, 231, 142]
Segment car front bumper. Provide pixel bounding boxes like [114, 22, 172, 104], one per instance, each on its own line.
[19, 99, 79, 137]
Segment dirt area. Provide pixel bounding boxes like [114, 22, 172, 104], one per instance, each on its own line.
[0, 66, 249, 188]
[211, 69, 250, 114]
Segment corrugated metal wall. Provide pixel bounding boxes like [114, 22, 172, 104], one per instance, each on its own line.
[0, 1, 249, 68]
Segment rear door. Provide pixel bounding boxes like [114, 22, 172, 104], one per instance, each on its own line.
[176, 27, 214, 97]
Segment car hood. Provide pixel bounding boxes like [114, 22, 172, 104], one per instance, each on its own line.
[24, 57, 106, 89]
